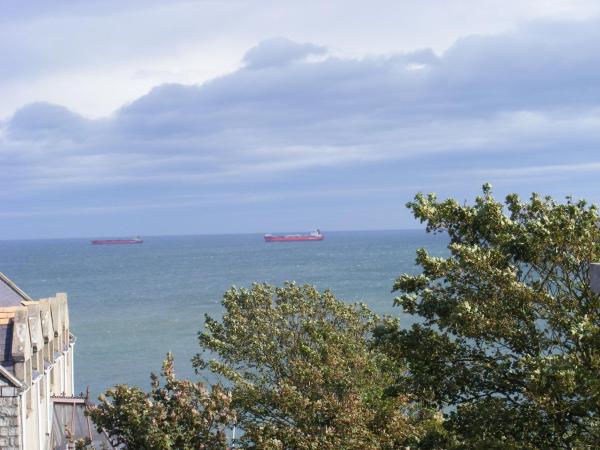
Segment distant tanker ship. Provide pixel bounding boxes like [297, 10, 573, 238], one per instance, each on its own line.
[264, 229, 324, 242]
[91, 236, 143, 245]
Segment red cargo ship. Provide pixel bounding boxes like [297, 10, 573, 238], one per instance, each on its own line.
[91, 236, 143, 245]
[264, 229, 324, 242]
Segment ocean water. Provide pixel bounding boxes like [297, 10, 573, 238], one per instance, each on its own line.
[0, 230, 447, 397]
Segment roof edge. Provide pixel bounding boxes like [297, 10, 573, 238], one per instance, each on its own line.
[0, 364, 23, 389]
[0, 273, 33, 303]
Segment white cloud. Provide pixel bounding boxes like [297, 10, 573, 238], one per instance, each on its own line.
[3, 0, 600, 117]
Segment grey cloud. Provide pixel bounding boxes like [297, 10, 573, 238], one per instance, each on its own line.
[116, 19, 600, 141]
[7, 102, 90, 141]
[437, 20, 600, 112]
[242, 37, 327, 69]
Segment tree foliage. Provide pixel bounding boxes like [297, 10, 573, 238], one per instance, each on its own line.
[378, 185, 600, 448]
[87, 354, 235, 450]
[195, 282, 431, 449]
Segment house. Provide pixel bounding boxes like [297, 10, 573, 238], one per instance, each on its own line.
[0, 273, 111, 450]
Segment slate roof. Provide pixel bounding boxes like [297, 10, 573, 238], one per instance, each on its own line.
[0, 273, 31, 307]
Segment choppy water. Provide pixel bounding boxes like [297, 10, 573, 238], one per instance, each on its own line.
[0, 230, 447, 397]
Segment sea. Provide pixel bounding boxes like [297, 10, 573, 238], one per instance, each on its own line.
[0, 230, 448, 398]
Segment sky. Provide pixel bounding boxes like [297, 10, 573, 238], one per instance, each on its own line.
[2, 0, 600, 239]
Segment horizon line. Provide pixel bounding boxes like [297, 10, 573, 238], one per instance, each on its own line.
[0, 227, 429, 242]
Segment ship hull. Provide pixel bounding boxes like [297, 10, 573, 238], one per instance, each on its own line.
[91, 240, 143, 245]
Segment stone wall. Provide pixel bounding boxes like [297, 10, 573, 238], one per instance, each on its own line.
[0, 383, 21, 450]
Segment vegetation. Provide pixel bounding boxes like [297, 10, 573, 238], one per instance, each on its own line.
[378, 184, 600, 448]
[88, 185, 600, 449]
[194, 282, 434, 449]
[87, 354, 235, 450]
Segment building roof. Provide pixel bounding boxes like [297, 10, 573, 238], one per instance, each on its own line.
[0, 272, 32, 307]
[0, 274, 35, 371]
[0, 273, 72, 385]
[0, 273, 29, 370]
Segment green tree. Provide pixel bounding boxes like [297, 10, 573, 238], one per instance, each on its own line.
[87, 354, 236, 450]
[378, 185, 600, 448]
[195, 282, 433, 449]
